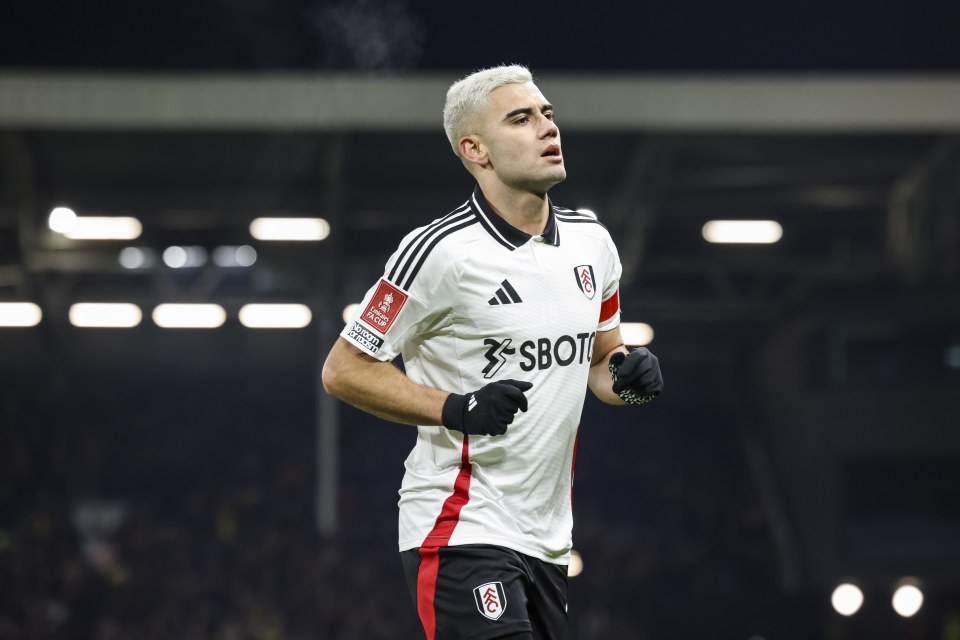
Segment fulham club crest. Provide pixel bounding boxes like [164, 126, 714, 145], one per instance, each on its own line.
[473, 581, 507, 620]
[574, 264, 596, 300]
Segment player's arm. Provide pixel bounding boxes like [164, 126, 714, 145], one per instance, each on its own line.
[322, 337, 448, 425]
[588, 327, 630, 405]
[588, 326, 663, 405]
[322, 337, 532, 435]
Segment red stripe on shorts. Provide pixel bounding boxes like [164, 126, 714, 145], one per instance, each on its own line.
[416, 436, 472, 640]
[599, 289, 620, 324]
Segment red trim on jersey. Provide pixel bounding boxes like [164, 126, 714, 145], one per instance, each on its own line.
[416, 436, 472, 640]
[599, 289, 620, 324]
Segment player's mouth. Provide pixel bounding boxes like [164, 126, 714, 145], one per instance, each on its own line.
[541, 145, 562, 161]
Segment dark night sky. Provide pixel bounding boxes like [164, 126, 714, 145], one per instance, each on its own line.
[1, 0, 959, 72]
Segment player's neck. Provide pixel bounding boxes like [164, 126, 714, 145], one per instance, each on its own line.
[478, 182, 549, 236]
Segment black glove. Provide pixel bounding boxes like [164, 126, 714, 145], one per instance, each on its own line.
[608, 348, 662, 405]
[441, 380, 533, 436]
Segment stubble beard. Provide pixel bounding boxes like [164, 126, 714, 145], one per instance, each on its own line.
[505, 164, 567, 196]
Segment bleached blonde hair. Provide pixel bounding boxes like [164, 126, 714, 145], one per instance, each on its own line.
[442, 64, 533, 157]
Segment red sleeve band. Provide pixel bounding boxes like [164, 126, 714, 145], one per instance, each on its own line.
[599, 289, 620, 324]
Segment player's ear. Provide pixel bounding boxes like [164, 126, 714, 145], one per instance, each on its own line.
[459, 135, 489, 168]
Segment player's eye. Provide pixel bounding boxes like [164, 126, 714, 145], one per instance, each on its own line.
[513, 116, 528, 125]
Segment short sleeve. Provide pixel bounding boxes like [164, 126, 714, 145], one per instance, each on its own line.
[340, 225, 455, 361]
[597, 231, 623, 332]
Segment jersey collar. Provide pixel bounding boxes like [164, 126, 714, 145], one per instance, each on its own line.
[471, 185, 561, 250]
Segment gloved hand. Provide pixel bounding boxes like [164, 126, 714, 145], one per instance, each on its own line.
[441, 380, 533, 436]
[608, 348, 662, 405]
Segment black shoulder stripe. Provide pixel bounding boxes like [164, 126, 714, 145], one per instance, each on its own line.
[388, 204, 472, 283]
[390, 209, 477, 290]
[388, 202, 470, 282]
[555, 212, 606, 228]
[556, 216, 601, 224]
[400, 218, 478, 290]
[392, 209, 474, 287]
[555, 210, 593, 220]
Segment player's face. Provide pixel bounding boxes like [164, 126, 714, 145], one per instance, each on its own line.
[478, 82, 566, 194]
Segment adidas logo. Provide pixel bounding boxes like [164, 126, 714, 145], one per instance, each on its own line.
[488, 279, 523, 306]
[467, 394, 478, 411]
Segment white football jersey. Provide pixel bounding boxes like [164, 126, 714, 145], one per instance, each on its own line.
[341, 186, 622, 564]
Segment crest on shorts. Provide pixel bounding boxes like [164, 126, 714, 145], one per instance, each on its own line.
[473, 581, 507, 620]
[574, 264, 596, 300]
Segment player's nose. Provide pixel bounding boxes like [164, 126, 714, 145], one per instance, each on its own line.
[539, 116, 559, 139]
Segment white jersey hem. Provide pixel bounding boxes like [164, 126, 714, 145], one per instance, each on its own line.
[398, 534, 572, 565]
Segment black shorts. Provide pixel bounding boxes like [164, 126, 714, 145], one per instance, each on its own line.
[401, 544, 568, 640]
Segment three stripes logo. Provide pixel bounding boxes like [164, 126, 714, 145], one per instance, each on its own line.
[467, 394, 478, 411]
[488, 279, 523, 306]
[473, 581, 507, 621]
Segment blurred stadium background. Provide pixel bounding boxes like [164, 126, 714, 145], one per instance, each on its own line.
[1, 1, 959, 639]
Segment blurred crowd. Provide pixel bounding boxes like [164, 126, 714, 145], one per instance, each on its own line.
[0, 370, 780, 640]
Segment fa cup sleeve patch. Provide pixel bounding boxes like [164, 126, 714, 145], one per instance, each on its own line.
[360, 279, 408, 335]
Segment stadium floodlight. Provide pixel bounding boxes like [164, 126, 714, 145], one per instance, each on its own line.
[213, 245, 257, 268]
[163, 246, 188, 268]
[892, 581, 923, 618]
[69, 303, 142, 328]
[0, 302, 42, 327]
[48, 207, 77, 233]
[621, 322, 654, 346]
[250, 217, 330, 241]
[152, 304, 226, 329]
[239, 304, 312, 329]
[702, 220, 783, 244]
[342, 303, 360, 324]
[234, 245, 257, 266]
[162, 246, 206, 269]
[567, 550, 583, 578]
[831, 583, 864, 616]
[118, 247, 157, 269]
[62, 216, 142, 240]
